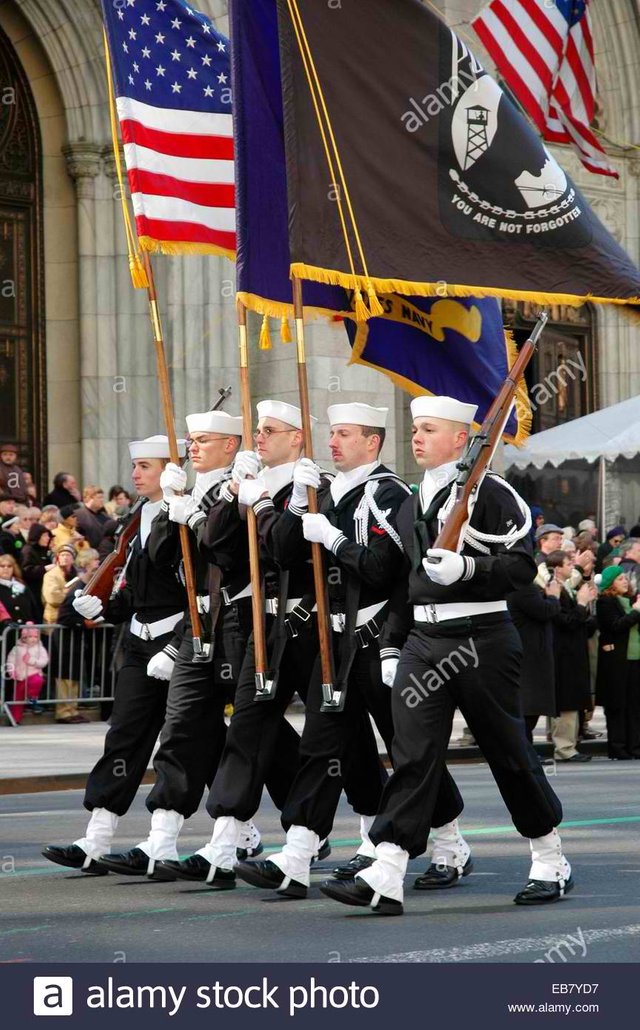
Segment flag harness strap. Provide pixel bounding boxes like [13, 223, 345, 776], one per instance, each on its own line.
[437, 473, 532, 555]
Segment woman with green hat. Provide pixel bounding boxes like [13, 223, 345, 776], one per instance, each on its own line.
[595, 567, 640, 759]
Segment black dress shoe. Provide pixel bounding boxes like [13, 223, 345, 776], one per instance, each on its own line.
[557, 753, 591, 763]
[332, 854, 374, 880]
[42, 844, 108, 876]
[514, 874, 575, 905]
[319, 877, 403, 915]
[98, 847, 152, 876]
[236, 841, 264, 861]
[314, 839, 331, 862]
[235, 859, 307, 898]
[609, 751, 632, 760]
[157, 855, 236, 889]
[413, 854, 473, 890]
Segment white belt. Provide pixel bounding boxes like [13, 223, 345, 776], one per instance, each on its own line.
[266, 598, 318, 616]
[414, 600, 508, 624]
[221, 582, 252, 605]
[331, 600, 387, 633]
[130, 611, 183, 641]
[286, 597, 317, 614]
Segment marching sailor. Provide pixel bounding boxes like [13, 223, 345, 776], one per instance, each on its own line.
[97, 410, 252, 877]
[320, 395, 570, 915]
[235, 402, 467, 898]
[42, 435, 188, 874]
[156, 400, 385, 885]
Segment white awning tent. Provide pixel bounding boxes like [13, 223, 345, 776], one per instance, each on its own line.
[504, 395, 640, 469]
[504, 396, 640, 531]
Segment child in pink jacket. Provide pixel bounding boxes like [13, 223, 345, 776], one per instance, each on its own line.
[6, 624, 48, 725]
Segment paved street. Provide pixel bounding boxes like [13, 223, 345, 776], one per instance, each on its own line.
[1, 760, 638, 964]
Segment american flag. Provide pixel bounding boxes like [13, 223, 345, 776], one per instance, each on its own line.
[472, 0, 618, 179]
[101, 0, 235, 257]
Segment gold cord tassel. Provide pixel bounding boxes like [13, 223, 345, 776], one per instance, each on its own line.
[354, 287, 370, 322]
[366, 282, 384, 317]
[259, 314, 273, 351]
[280, 316, 292, 343]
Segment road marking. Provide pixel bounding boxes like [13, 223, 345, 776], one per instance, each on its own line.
[350, 924, 640, 963]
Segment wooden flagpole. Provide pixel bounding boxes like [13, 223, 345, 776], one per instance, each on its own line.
[292, 277, 335, 707]
[236, 298, 269, 692]
[142, 251, 206, 660]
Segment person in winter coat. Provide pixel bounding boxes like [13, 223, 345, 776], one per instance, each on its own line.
[0, 554, 40, 624]
[507, 564, 561, 744]
[42, 545, 77, 625]
[51, 505, 89, 555]
[51, 548, 100, 723]
[42, 472, 81, 510]
[595, 566, 640, 760]
[21, 524, 55, 620]
[5, 623, 48, 724]
[546, 550, 597, 763]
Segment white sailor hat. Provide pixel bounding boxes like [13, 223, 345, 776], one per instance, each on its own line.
[186, 411, 243, 436]
[128, 435, 187, 460]
[327, 403, 389, 428]
[410, 395, 477, 425]
[256, 400, 316, 430]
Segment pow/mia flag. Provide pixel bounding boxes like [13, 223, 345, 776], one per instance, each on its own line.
[274, 0, 640, 307]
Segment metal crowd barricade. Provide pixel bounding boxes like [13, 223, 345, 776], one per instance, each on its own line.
[0, 621, 123, 727]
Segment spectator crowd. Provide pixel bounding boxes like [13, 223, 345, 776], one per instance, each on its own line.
[0, 445, 130, 725]
[1, 441, 640, 762]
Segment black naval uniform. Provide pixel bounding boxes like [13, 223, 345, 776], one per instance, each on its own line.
[270, 464, 465, 842]
[145, 472, 299, 820]
[370, 471, 563, 859]
[79, 502, 186, 814]
[206, 475, 384, 825]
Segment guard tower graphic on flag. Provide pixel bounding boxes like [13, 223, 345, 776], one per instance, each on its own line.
[465, 105, 490, 169]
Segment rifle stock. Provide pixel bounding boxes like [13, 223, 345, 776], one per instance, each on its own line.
[82, 497, 147, 609]
[433, 313, 547, 553]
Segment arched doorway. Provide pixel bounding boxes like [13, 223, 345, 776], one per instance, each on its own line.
[0, 21, 46, 491]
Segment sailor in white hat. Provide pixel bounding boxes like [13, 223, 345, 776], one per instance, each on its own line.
[43, 434, 189, 877]
[92, 410, 258, 880]
[320, 394, 572, 915]
[234, 401, 464, 898]
[153, 398, 337, 884]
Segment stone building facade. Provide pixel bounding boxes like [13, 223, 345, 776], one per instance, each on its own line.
[0, 0, 638, 493]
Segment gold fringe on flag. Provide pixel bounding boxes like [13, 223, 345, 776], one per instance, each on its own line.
[103, 28, 149, 291]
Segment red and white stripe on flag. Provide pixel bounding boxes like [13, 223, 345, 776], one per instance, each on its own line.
[472, 0, 618, 179]
[116, 97, 236, 256]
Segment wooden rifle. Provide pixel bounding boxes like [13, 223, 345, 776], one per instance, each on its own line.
[81, 495, 147, 612]
[429, 312, 547, 555]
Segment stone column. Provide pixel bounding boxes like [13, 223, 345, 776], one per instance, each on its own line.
[62, 141, 102, 487]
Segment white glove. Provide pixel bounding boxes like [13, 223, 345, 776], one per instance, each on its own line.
[381, 658, 399, 688]
[302, 512, 344, 552]
[232, 450, 261, 484]
[168, 494, 200, 525]
[160, 462, 187, 500]
[238, 479, 269, 507]
[72, 592, 104, 620]
[290, 458, 321, 508]
[422, 548, 465, 586]
[146, 651, 175, 681]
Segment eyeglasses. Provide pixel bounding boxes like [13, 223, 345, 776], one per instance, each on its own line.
[253, 428, 296, 440]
